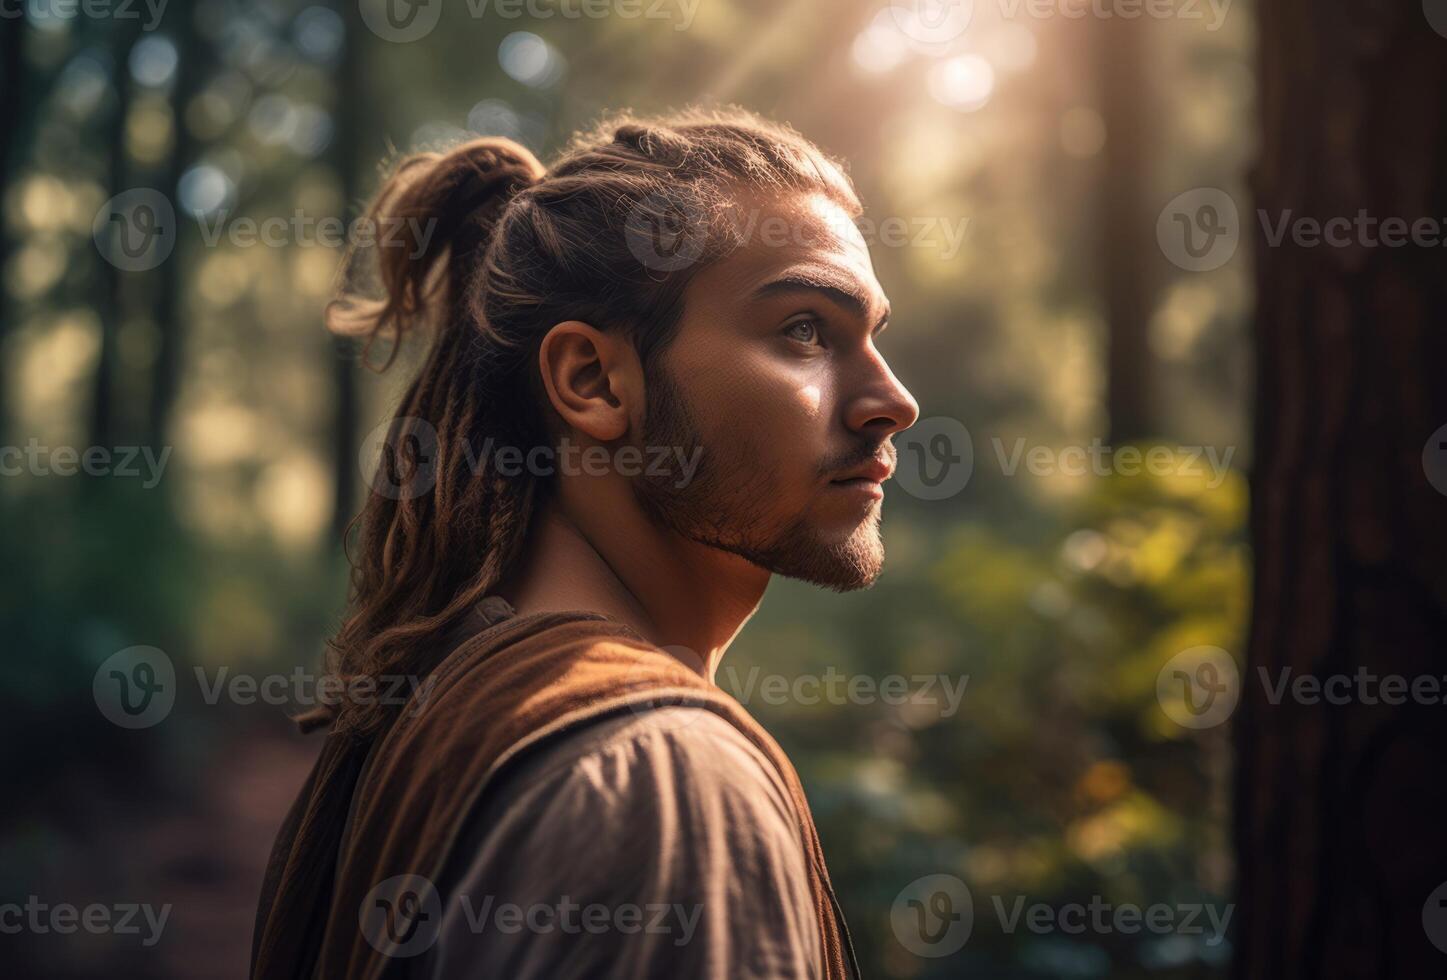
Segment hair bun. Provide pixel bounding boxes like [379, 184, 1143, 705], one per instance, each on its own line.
[428, 137, 547, 221]
[401, 137, 546, 261]
[326, 137, 545, 348]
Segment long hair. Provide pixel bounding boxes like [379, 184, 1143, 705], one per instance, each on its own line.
[316, 107, 859, 737]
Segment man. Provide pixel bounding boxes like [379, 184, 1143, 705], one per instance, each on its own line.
[253, 107, 917, 979]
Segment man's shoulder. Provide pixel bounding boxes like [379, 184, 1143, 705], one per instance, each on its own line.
[372, 609, 785, 827]
[431, 704, 824, 978]
[491, 703, 798, 816]
[433, 703, 809, 912]
[398, 611, 715, 747]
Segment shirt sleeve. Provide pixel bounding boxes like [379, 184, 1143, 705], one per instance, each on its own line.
[427, 705, 822, 980]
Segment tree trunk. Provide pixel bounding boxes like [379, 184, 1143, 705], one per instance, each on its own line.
[329, 3, 366, 546]
[88, 24, 140, 453]
[0, 18, 25, 441]
[1234, 2, 1447, 978]
[147, 4, 204, 454]
[1098, 14, 1157, 444]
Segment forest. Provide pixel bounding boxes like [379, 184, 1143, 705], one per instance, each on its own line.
[2, 0, 1444, 977]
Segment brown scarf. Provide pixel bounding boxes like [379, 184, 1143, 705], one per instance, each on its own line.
[251, 604, 859, 979]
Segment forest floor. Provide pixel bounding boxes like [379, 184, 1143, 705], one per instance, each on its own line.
[23, 718, 320, 979]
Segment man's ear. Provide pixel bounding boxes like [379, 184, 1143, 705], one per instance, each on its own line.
[536, 321, 641, 443]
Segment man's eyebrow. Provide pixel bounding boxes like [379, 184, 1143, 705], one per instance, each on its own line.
[752, 269, 891, 334]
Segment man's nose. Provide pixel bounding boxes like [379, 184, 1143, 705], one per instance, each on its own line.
[843, 351, 919, 439]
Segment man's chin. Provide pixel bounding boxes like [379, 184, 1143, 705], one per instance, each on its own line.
[780, 554, 883, 593]
[632, 461, 885, 590]
[745, 520, 886, 593]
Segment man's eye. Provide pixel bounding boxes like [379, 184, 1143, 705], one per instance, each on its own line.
[783, 318, 822, 345]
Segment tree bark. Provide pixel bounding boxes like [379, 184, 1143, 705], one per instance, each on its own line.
[1234, 2, 1447, 978]
[89, 21, 143, 452]
[146, 4, 204, 454]
[1098, 14, 1157, 444]
[0, 18, 25, 441]
[329, 3, 366, 546]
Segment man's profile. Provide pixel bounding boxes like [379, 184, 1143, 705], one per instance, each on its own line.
[251, 107, 917, 980]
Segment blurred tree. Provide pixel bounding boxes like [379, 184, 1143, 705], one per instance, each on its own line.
[1098, 15, 1159, 443]
[1236, 1, 1447, 977]
[0, 22, 18, 199]
[88, 18, 144, 452]
[0, 17, 23, 439]
[148, 7, 204, 453]
[329, 1, 366, 544]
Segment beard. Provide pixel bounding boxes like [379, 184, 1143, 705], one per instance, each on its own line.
[631, 367, 886, 592]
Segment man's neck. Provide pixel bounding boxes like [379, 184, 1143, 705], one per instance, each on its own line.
[499, 490, 769, 682]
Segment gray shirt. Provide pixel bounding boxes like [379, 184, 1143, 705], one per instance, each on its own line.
[428, 705, 822, 979]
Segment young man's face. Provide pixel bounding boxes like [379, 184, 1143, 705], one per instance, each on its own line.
[635, 190, 919, 591]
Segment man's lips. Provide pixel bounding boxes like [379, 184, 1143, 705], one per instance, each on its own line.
[828, 458, 895, 495]
[831, 458, 894, 483]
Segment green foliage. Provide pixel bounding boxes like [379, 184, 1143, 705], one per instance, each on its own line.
[736, 455, 1248, 977]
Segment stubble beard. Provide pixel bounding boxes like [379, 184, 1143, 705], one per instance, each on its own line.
[631, 367, 885, 592]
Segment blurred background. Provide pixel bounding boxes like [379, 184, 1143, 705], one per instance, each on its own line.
[5, 0, 1421, 976]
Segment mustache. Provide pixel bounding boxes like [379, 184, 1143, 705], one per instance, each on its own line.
[818, 440, 897, 477]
